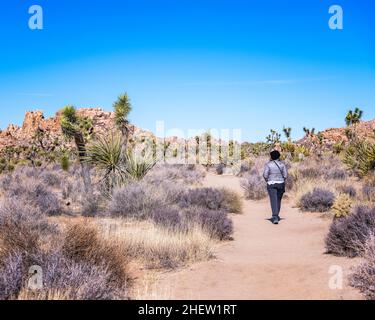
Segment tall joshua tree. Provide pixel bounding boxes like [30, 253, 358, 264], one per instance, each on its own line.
[195, 136, 200, 165]
[60, 106, 94, 199]
[345, 108, 363, 141]
[113, 93, 132, 152]
[283, 127, 292, 142]
[345, 108, 363, 127]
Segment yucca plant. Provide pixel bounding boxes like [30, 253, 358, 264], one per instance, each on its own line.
[344, 141, 375, 177]
[124, 151, 156, 181]
[86, 133, 127, 191]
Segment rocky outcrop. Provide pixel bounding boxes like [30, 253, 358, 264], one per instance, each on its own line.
[299, 119, 375, 147]
[0, 108, 127, 151]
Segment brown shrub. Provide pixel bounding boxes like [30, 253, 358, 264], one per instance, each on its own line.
[62, 224, 130, 285]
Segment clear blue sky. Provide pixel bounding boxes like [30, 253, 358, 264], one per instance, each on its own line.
[1, 0, 374, 141]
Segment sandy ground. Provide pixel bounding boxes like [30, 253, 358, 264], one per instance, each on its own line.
[154, 174, 363, 300]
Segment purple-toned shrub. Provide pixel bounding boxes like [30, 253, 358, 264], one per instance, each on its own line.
[179, 188, 224, 211]
[325, 168, 348, 180]
[350, 236, 375, 300]
[362, 185, 375, 202]
[108, 182, 163, 219]
[299, 188, 335, 212]
[215, 163, 225, 175]
[152, 206, 183, 231]
[326, 205, 375, 257]
[194, 209, 233, 240]
[240, 173, 267, 200]
[337, 185, 357, 198]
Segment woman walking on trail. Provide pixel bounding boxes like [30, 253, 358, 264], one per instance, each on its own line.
[263, 150, 288, 225]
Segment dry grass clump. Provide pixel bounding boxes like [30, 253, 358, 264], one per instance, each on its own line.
[62, 224, 130, 285]
[98, 219, 214, 270]
[350, 235, 375, 300]
[0, 200, 130, 300]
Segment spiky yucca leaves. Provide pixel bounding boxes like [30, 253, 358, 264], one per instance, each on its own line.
[86, 134, 127, 192]
[344, 141, 375, 178]
[124, 151, 156, 181]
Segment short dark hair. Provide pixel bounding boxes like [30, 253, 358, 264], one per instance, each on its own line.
[270, 150, 281, 161]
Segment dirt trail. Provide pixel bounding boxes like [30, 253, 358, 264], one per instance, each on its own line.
[156, 174, 363, 300]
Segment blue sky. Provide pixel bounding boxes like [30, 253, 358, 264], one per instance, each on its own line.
[0, 0, 374, 141]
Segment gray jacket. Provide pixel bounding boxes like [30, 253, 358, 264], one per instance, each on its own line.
[263, 160, 288, 183]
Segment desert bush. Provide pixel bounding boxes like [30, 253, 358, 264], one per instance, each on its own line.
[3, 174, 62, 216]
[108, 182, 163, 219]
[184, 207, 233, 241]
[0, 246, 127, 300]
[325, 167, 348, 180]
[337, 185, 357, 198]
[215, 163, 225, 175]
[299, 166, 322, 179]
[220, 188, 243, 214]
[240, 173, 267, 200]
[178, 187, 241, 214]
[331, 194, 352, 218]
[60, 153, 71, 171]
[362, 174, 375, 201]
[0, 199, 57, 259]
[362, 185, 375, 202]
[146, 164, 205, 185]
[40, 171, 61, 187]
[62, 224, 129, 285]
[344, 141, 375, 177]
[326, 205, 375, 257]
[350, 235, 375, 300]
[151, 206, 183, 231]
[299, 188, 335, 212]
[179, 188, 224, 211]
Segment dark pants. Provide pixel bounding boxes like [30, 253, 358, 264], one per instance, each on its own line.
[267, 183, 285, 218]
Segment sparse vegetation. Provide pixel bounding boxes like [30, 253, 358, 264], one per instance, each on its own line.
[299, 188, 335, 212]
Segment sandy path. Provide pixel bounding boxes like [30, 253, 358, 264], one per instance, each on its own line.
[156, 174, 363, 300]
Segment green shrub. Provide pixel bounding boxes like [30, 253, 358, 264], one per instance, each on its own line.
[331, 194, 352, 218]
[60, 153, 71, 171]
[343, 141, 375, 177]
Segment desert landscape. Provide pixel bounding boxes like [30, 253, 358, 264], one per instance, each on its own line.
[0, 95, 374, 300]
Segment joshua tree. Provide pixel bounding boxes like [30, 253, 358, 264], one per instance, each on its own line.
[113, 93, 132, 151]
[345, 108, 363, 141]
[205, 131, 213, 166]
[266, 129, 281, 145]
[195, 136, 200, 165]
[345, 108, 363, 127]
[303, 127, 316, 137]
[60, 106, 94, 200]
[163, 140, 171, 160]
[283, 127, 292, 141]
